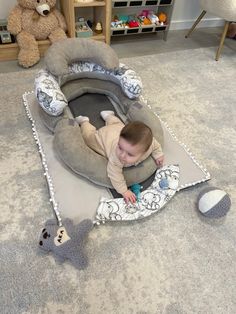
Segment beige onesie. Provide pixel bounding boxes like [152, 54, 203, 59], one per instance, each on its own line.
[80, 115, 163, 194]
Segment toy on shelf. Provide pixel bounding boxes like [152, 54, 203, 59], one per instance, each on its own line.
[138, 10, 159, 26]
[139, 9, 149, 18]
[158, 12, 167, 25]
[147, 12, 159, 24]
[129, 20, 139, 28]
[111, 15, 127, 28]
[142, 17, 152, 25]
[95, 22, 103, 34]
[75, 17, 92, 38]
[111, 20, 123, 28]
[138, 10, 149, 25]
[128, 15, 139, 28]
[118, 14, 129, 24]
[0, 19, 15, 44]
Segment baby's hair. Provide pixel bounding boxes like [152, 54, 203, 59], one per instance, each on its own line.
[120, 121, 153, 152]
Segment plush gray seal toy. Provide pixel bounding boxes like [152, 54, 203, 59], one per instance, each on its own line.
[39, 218, 94, 269]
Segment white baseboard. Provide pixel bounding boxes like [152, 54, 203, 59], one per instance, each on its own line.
[170, 18, 224, 30]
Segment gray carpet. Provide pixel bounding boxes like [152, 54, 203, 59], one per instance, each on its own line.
[0, 47, 236, 314]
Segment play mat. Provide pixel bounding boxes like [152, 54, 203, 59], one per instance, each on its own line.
[23, 38, 210, 269]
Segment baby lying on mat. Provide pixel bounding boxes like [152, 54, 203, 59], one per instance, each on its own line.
[76, 111, 164, 203]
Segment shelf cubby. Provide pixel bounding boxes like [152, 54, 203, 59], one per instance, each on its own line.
[60, 0, 111, 44]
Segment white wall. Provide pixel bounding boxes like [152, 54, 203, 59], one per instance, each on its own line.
[0, 0, 16, 19]
[0, 0, 60, 19]
[0, 0, 223, 29]
[171, 0, 224, 30]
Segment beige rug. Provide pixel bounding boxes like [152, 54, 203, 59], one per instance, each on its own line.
[1, 47, 235, 314]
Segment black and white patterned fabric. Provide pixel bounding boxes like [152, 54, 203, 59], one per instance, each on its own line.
[35, 70, 67, 116]
[35, 62, 143, 116]
[95, 165, 179, 223]
[69, 62, 142, 99]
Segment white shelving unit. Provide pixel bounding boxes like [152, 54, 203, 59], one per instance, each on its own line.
[111, 0, 175, 40]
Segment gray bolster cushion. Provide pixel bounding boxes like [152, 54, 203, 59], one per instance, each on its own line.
[54, 119, 157, 189]
[45, 38, 120, 76]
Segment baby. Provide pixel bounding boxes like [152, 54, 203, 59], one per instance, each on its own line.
[76, 111, 164, 203]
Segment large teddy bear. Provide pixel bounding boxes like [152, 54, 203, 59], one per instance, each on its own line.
[7, 0, 67, 68]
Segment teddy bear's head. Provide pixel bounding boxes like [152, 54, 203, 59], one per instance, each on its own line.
[18, 0, 57, 16]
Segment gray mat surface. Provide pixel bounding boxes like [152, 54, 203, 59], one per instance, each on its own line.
[25, 91, 210, 221]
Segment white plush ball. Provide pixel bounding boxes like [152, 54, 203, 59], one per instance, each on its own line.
[197, 187, 231, 218]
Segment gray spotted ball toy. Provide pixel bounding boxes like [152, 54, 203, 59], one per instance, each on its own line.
[197, 187, 231, 218]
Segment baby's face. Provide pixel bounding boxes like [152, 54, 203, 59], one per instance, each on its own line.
[116, 137, 145, 165]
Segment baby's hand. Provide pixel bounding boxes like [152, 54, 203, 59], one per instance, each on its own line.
[155, 155, 164, 167]
[122, 190, 136, 204]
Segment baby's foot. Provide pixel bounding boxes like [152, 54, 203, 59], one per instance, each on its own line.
[100, 110, 114, 121]
[76, 116, 89, 125]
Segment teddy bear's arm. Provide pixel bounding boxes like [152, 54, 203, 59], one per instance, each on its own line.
[7, 5, 23, 35]
[53, 9, 67, 31]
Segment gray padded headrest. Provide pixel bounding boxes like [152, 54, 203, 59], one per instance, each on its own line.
[45, 38, 120, 77]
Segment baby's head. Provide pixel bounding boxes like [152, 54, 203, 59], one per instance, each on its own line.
[116, 121, 152, 164]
